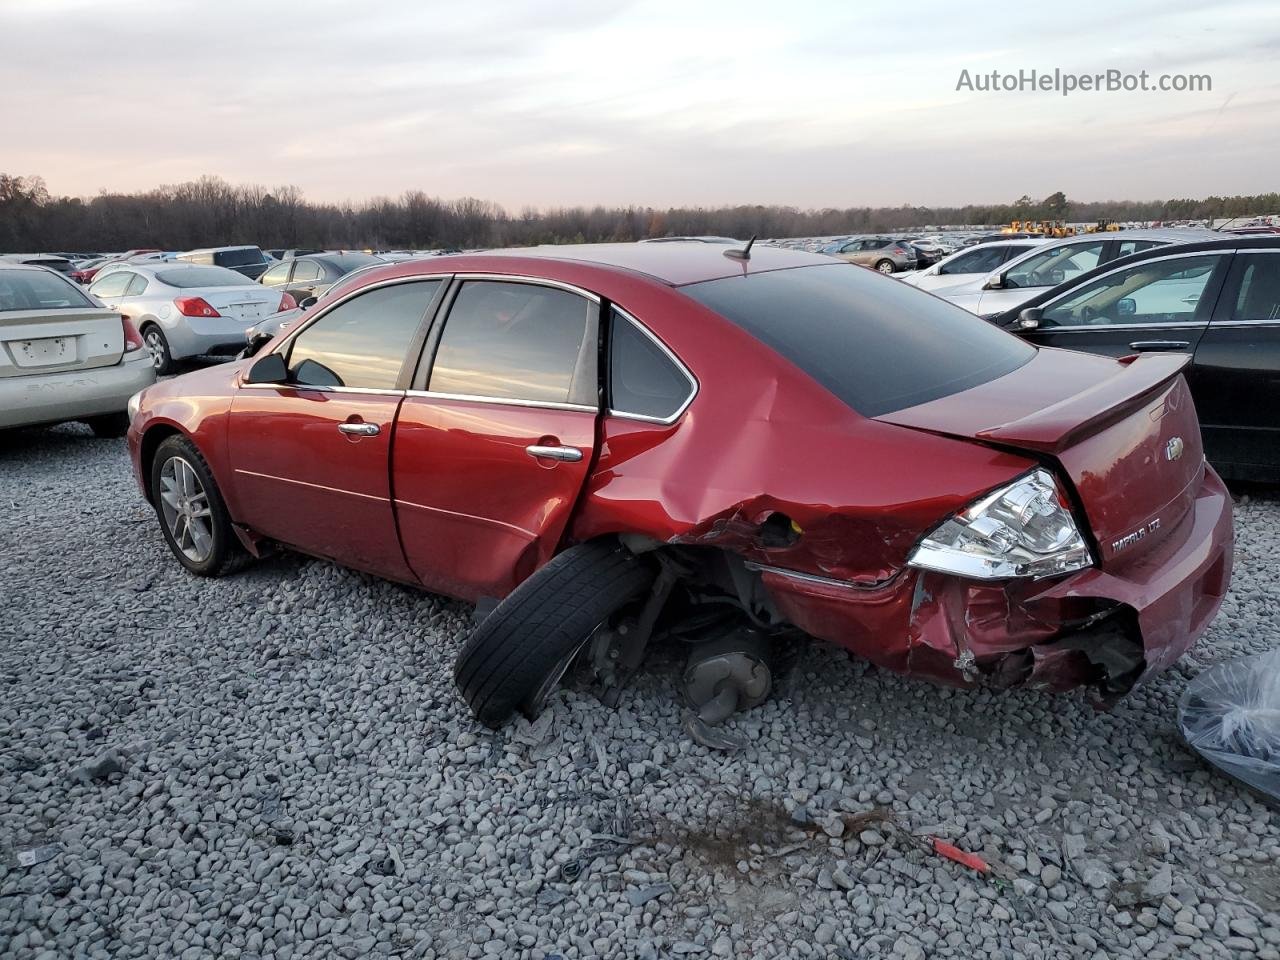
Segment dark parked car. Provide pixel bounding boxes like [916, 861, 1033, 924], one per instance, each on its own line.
[994, 235, 1280, 481]
[258, 252, 383, 304]
[128, 243, 1231, 733]
[176, 246, 272, 279]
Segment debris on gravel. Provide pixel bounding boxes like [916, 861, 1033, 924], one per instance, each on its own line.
[2, 424, 1279, 959]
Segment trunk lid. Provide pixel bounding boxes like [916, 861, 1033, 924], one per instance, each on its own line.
[0, 307, 125, 378]
[198, 286, 281, 326]
[876, 347, 1204, 569]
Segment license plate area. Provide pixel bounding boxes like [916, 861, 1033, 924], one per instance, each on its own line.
[12, 336, 74, 367]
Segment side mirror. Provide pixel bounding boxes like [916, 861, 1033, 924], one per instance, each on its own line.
[245, 351, 287, 384]
[984, 273, 1004, 290]
[1017, 307, 1044, 330]
[1117, 297, 1136, 317]
[299, 296, 318, 311]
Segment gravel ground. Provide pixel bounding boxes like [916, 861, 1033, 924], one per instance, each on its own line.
[1, 422, 1278, 960]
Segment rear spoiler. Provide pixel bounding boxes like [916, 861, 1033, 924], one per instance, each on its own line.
[975, 353, 1190, 454]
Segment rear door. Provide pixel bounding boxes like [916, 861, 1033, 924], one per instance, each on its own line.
[1016, 252, 1230, 361]
[392, 277, 600, 601]
[286, 259, 325, 301]
[1190, 250, 1280, 476]
[227, 278, 444, 580]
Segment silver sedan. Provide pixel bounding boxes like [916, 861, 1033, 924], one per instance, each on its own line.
[89, 263, 291, 374]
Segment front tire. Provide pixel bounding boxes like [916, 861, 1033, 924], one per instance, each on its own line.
[149, 435, 249, 577]
[453, 540, 655, 728]
[875, 259, 895, 274]
[142, 324, 174, 375]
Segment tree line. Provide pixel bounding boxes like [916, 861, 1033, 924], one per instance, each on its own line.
[1, 173, 1276, 253]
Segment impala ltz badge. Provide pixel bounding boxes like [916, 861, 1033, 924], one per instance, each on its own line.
[1112, 517, 1162, 554]
[1165, 436, 1185, 461]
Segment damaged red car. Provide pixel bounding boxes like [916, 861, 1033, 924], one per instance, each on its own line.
[126, 242, 1233, 729]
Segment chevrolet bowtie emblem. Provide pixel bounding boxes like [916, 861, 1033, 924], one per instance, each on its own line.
[1165, 437, 1185, 461]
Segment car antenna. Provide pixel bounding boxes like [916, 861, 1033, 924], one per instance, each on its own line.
[724, 235, 757, 261]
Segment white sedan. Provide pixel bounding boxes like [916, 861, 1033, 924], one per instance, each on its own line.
[0, 261, 154, 434]
[898, 239, 1046, 293]
[89, 263, 293, 374]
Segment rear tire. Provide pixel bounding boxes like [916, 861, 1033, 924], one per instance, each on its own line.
[453, 540, 655, 728]
[149, 435, 250, 577]
[85, 413, 129, 438]
[875, 259, 895, 274]
[142, 324, 174, 375]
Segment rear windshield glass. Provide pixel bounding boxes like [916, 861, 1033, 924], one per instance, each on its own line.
[157, 266, 254, 288]
[0, 270, 93, 311]
[214, 248, 266, 267]
[682, 263, 1035, 417]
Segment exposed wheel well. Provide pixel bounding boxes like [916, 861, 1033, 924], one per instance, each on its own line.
[138, 424, 183, 502]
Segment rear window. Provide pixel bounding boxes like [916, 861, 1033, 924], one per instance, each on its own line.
[682, 263, 1035, 417]
[214, 248, 266, 267]
[0, 270, 93, 311]
[157, 266, 254, 288]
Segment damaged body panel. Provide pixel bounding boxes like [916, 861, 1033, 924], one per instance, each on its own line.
[127, 243, 1233, 723]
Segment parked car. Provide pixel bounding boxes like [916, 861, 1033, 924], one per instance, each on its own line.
[899, 239, 1047, 292]
[822, 237, 917, 273]
[904, 238, 948, 267]
[89, 263, 293, 374]
[1, 254, 75, 277]
[937, 228, 1220, 317]
[0, 261, 154, 435]
[128, 244, 1231, 732]
[992, 235, 1280, 482]
[176, 245, 272, 279]
[258, 252, 383, 304]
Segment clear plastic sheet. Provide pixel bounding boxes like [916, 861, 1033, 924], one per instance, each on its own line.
[1179, 649, 1280, 802]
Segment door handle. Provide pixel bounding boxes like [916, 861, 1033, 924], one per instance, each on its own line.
[525, 444, 582, 462]
[338, 422, 380, 437]
[1128, 340, 1190, 352]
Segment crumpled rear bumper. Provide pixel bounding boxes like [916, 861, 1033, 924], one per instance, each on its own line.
[759, 466, 1233, 704]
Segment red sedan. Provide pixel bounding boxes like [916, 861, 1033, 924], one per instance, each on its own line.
[126, 242, 1233, 729]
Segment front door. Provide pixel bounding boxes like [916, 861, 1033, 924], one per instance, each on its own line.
[1016, 252, 1230, 362]
[227, 278, 444, 580]
[392, 278, 600, 601]
[1191, 251, 1280, 476]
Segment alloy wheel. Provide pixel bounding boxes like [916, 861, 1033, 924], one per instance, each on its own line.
[145, 329, 167, 370]
[158, 456, 213, 563]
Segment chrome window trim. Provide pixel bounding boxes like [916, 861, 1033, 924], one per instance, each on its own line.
[238, 382, 404, 397]
[403, 389, 596, 413]
[1210, 318, 1280, 328]
[450, 273, 602, 304]
[606, 306, 699, 425]
[1034, 250, 1233, 331]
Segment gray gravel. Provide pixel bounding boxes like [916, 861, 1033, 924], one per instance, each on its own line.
[2, 422, 1279, 960]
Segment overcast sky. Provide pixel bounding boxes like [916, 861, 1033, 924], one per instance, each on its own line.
[3, 0, 1277, 209]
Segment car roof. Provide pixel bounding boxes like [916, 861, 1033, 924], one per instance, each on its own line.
[476, 242, 834, 286]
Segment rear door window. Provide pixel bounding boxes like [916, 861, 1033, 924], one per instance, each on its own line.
[682, 263, 1034, 417]
[291, 260, 323, 283]
[286, 281, 441, 389]
[609, 308, 695, 421]
[427, 281, 597, 405]
[1229, 255, 1280, 321]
